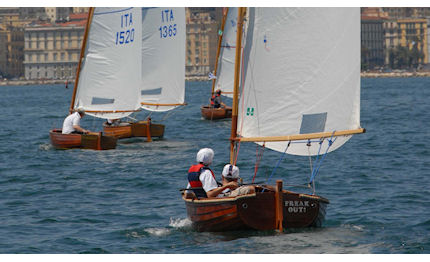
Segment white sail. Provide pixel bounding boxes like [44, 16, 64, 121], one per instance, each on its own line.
[214, 7, 238, 98]
[139, 7, 186, 112]
[238, 8, 361, 156]
[75, 7, 142, 119]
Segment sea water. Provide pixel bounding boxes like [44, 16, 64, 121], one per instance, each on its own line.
[0, 78, 429, 253]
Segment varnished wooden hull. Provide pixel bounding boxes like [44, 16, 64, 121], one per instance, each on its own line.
[49, 129, 117, 150]
[103, 123, 132, 139]
[201, 105, 232, 120]
[103, 121, 164, 139]
[183, 189, 329, 232]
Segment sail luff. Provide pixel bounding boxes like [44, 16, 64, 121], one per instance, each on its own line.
[210, 7, 228, 96]
[230, 7, 245, 164]
[69, 7, 94, 114]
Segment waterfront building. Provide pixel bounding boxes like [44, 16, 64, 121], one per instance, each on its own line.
[44, 7, 72, 23]
[361, 14, 386, 69]
[383, 8, 430, 19]
[23, 14, 85, 80]
[185, 7, 221, 77]
[72, 8, 90, 14]
[397, 18, 428, 64]
[0, 27, 7, 77]
[384, 19, 400, 66]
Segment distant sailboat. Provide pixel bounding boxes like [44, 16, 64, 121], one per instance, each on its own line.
[200, 8, 239, 120]
[103, 7, 186, 141]
[183, 7, 365, 231]
[50, 7, 144, 150]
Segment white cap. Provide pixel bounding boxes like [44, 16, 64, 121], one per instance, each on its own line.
[76, 106, 85, 114]
[196, 148, 214, 165]
[222, 164, 239, 179]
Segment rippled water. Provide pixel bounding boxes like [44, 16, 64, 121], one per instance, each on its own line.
[0, 78, 429, 253]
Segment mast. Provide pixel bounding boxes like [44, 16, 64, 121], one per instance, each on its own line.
[210, 8, 229, 96]
[69, 7, 94, 114]
[230, 7, 245, 164]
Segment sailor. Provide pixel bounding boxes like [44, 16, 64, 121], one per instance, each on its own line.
[210, 89, 226, 108]
[62, 107, 90, 134]
[218, 164, 255, 197]
[187, 148, 237, 198]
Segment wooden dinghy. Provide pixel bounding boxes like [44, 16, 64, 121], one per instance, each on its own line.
[49, 129, 117, 150]
[201, 106, 232, 120]
[103, 120, 165, 140]
[183, 181, 328, 232]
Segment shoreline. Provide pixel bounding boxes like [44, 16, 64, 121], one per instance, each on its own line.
[360, 71, 430, 78]
[2, 72, 430, 86]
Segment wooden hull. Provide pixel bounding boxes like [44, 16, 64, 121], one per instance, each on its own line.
[103, 123, 132, 139]
[49, 129, 117, 150]
[183, 188, 329, 232]
[201, 105, 232, 120]
[103, 121, 165, 139]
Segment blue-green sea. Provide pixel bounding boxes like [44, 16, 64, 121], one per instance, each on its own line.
[0, 78, 429, 253]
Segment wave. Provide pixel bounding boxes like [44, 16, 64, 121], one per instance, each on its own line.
[169, 217, 192, 229]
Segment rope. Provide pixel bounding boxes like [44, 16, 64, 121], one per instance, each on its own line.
[266, 141, 291, 184]
[252, 143, 265, 183]
[308, 131, 337, 185]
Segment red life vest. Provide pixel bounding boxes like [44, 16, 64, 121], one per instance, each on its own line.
[210, 94, 220, 106]
[187, 163, 215, 198]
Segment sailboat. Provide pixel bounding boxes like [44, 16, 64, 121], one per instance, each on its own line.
[50, 7, 145, 150]
[103, 7, 186, 140]
[200, 8, 238, 120]
[183, 7, 365, 232]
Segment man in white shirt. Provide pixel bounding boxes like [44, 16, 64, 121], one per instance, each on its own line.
[62, 107, 90, 134]
[187, 148, 238, 198]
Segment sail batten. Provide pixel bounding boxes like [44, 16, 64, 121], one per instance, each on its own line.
[238, 8, 361, 156]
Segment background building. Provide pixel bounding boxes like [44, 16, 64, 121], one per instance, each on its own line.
[361, 11, 386, 69]
[44, 7, 72, 23]
[23, 14, 85, 80]
[362, 7, 429, 69]
[185, 7, 222, 77]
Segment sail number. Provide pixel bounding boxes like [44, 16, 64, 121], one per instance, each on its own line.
[115, 12, 135, 45]
[159, 9, 177, 39]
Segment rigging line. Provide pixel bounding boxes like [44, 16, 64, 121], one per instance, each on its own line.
[309, 132, 337, 184]
[266, 141, 291, 185]
[252, 143, 265, 183]
[161, 107, 179, 122]
[310, 138, 324, 181]
[307, 140, 313, 177]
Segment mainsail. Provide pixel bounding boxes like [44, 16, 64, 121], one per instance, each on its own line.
[74, 7, 142, 119]
[213, 7, 239, 98]
[139, 7, 186, 112]
[237, 8, 362, 156]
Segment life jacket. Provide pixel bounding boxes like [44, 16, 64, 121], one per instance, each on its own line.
[187, 163, 215, 198]
[210, 93, 220, 106]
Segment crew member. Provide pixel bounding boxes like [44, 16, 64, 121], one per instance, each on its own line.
[210, 89, 226, 108]
[62, 107, 90, 134]
[187, 148, 237, 198]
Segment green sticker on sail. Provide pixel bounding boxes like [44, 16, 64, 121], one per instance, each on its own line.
[218, 29, 223, 36]
[247, 107, 254, 116]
